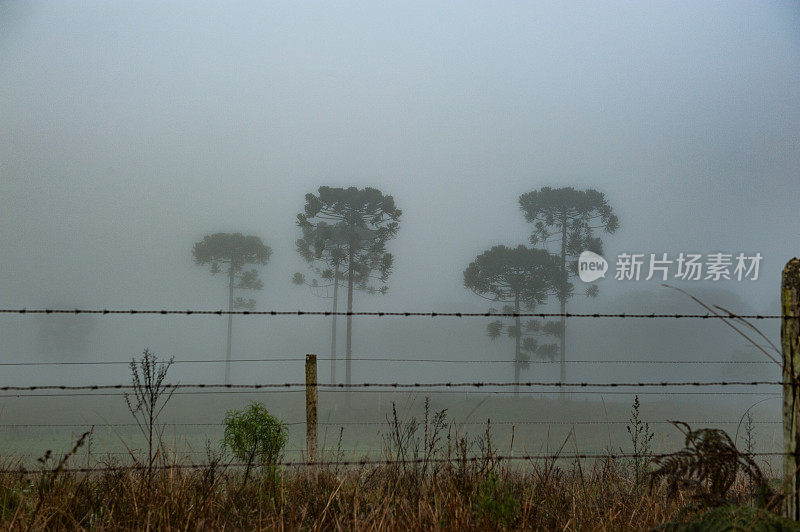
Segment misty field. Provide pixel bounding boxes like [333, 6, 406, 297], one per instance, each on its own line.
[0, 391, 794, 530]
[0, 392, 783, 466]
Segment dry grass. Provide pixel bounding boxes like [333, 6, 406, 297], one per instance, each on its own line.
[0, 398, 787, 530]
[0, 450, 775, 530]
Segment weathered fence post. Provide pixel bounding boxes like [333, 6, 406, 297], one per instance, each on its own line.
[306, 353, 318, 465]
[782, 258, 800, 520]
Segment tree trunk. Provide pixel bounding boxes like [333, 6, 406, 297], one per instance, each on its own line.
[560, 215, 568, 396]
[225, 263, 234, 385]
[345, 248, 355, 404]
[331, 267, 339, 384]
[514, 294, 521, 398]
[243, 446, 256, 485]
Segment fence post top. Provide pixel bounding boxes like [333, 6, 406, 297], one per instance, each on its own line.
[784, 259, 800, 289]
[306, 353, 316, 362]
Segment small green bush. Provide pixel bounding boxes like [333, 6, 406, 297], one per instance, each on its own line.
[222, 402, 287, 482]
[474, 472, 520, 528]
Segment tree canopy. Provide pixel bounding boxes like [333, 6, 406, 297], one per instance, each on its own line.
[297, 187, 400, 291]
[193, 233, 271, 310]
[518, 186, 618, 297]
[463, 245, 559, 306]
[464, 245, 562, 390]
[193, 232, 272, 273]
[297, 186, 401, 388]
[295, 221, 361, 290]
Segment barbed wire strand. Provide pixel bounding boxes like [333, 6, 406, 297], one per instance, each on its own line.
[0, 390, 782, 398]
[0, 420, 782, 428]
[2, 451, 793, 474]
[0, 445, 786, 457]
[0, 358, 774, 366]
[0, 308, 789, 318]
[0, 380, 786, 392]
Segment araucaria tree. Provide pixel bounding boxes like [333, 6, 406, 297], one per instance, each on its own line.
[464, 245, 562, 395]
[518, 187, 618, 384]
[297, 186, 401, 387]
[192, 233, 271, 384]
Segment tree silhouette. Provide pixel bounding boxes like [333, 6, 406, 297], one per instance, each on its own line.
[463, 245, 561, 395]
[192, 233, 271, 384]
[297, 187, 400, 389]
[518, 187, 618, 385]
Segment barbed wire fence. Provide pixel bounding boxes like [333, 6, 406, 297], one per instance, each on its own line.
[0, 297, 797, 478]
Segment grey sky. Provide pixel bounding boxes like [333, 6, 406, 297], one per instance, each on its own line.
[1, 2, 798, 383]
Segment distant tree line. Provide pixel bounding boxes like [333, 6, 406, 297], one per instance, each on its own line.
[192, 184, 617, 395]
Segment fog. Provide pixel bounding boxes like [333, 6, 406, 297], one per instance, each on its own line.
[1, 0, 799, 423]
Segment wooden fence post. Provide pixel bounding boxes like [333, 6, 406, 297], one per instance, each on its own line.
[782, 258, 800, 520]
[306, 353, 318, 465]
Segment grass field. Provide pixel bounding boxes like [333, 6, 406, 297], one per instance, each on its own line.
[0, 391, 783, 467]
[0, 390, 793, 529]
[0, 409, 793, 530]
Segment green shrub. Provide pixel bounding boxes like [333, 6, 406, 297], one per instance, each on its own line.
[474, 472, 520, 528]
[222, 402, 287, 482]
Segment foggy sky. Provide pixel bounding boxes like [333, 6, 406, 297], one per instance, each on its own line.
[1, 2, 799, 382]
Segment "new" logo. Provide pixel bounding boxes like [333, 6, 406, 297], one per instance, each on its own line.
[578, 251, 608, 283]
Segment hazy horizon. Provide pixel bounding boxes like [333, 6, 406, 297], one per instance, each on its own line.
[1, 3, 798, 398]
